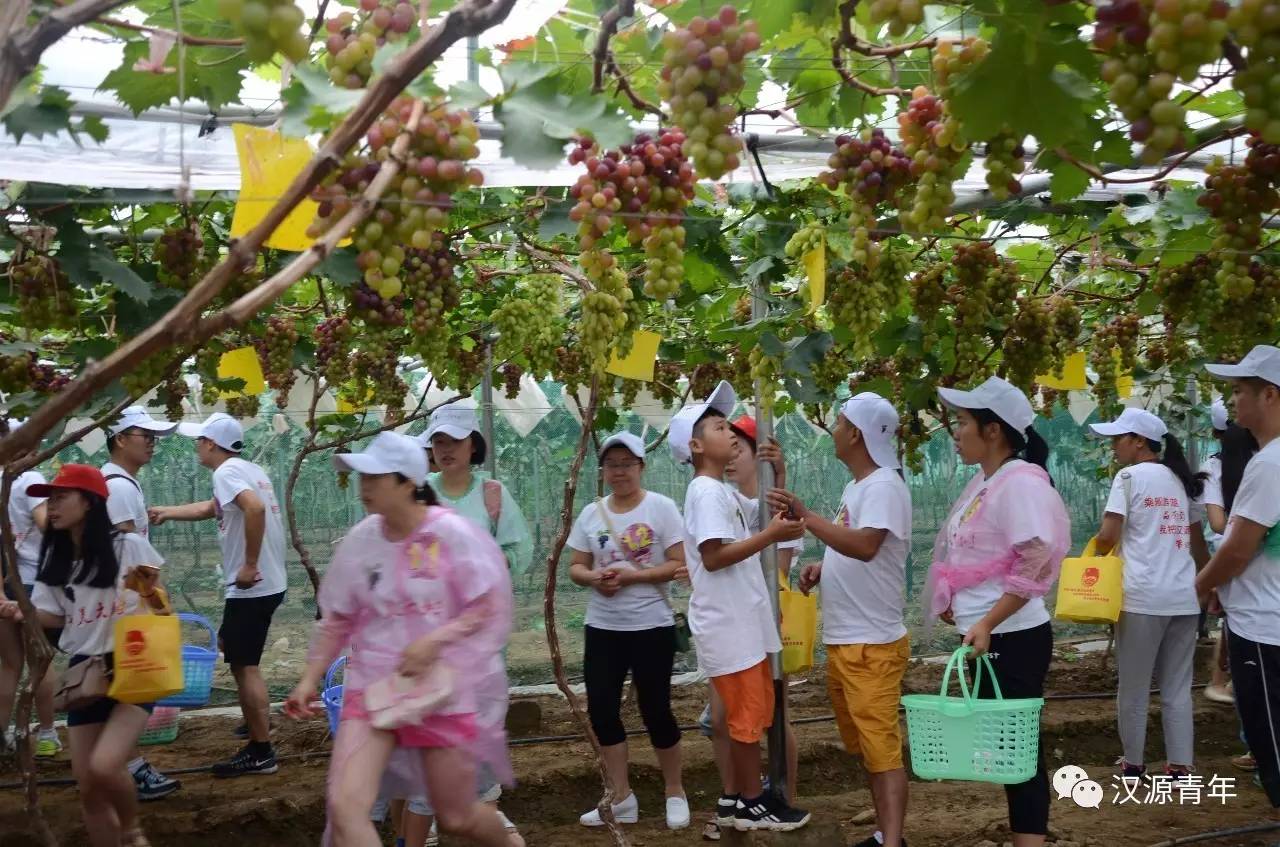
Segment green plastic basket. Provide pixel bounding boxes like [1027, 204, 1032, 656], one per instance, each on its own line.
[901, 646, 1043, 784]
[138, 706, 180, 746]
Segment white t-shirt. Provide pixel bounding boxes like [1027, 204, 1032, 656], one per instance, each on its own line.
[949, 461, 1056, 635]
[8, 471, 46, 584]
[1104, 462, 1200, 616]
[32, 533, 164, 657]
[1219, 440, 1280, 646]
[568, 492, 683, 631]
[102, 461, 149, 540]
[1198, 456, 1225, 548]
[683, 476, 781, 677]
[821, 469, 911, 645]
[212, 458, 287, 599]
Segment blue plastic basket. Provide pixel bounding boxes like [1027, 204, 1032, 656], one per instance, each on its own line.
[323, 656, 346, 735]
[156, 613, 218, 708]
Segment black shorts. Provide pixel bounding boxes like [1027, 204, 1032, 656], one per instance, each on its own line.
[65, 654, 154, 727]
[219, 592, 285, 667]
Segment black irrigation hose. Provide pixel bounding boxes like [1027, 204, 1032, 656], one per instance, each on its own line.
[0, 683, 1213, 790]
[1144, 822, 1280, 846]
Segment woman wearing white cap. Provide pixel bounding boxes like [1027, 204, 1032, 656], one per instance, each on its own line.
[1089, 408, 1208, 781]
[567, 432, 689, 830]
[284, 432, 515, 847]
[417, 405, 532, 576]
[925, 377, 1070, 847]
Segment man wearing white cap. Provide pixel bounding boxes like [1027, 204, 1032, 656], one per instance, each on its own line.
[767, 393, 911, 847]
[101, 406, 182, 801]
[1089, 407, 1207, 782]
[668, 381, 809, 832]
[1196, 344, 1280, 811]
[151, 413, 287, 778]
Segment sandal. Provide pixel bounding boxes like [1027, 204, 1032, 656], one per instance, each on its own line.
[120, 828, 151, 847]
[702, 819, 722, 841]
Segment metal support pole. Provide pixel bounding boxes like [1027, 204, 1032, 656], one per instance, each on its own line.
[482, 337, 497, 478]
[1186, 375, 1199, 471]
[752, 276, 788, 802]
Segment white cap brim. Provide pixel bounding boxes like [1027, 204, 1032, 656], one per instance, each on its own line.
[937, 386, 979, 412]
[425, 423, 476, 442]
[599, 433, 645, 459]
[333, 453, 396, 477]
[175, 422, 205, 438]
[1088, 422, 1127, 436]
[1205, 363, 1254, 379]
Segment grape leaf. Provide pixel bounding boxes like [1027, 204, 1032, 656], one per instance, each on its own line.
[1189, 90, 1242, 119]
[493, 73, 632, 168]
[280, 64, 365, 136]
[88, 249, 153, 303]
[99, 41, 247, 115]
[1048, 157, 1091, 203]
[0, 85, 105, 144]
[449, 80, 492, 110]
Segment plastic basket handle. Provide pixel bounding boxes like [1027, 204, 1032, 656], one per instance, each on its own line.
[177, 612, 216, 650]
[939, 646, 1005, 705]
[324, 656, 347, 691]
[969, 650, 1005, 702]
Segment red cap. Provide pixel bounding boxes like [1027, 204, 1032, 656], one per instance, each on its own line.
[729, 415, 757, 446]
[27, 464, 109, 500]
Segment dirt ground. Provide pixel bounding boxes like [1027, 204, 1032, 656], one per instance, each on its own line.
[1, 644, 1277, 847]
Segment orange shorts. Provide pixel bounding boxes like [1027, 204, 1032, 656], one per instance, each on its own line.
[827, 636, 910, 773]
[711, 659, 774, 744]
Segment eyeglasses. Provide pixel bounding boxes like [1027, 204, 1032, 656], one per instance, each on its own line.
[602, 461, 642, 471]
[124, 430, 157, 444]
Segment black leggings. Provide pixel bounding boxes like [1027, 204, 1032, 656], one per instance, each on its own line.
[583, 624, 681, 749]
[967, 621, 1053, 836]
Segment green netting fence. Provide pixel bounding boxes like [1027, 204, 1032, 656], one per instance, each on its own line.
[39, 382, 1213, 699]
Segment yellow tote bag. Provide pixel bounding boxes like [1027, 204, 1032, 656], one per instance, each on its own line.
[107, 614, 184, 704]
[1054, 537, 1124, 624]
[778, 581, 818, 675]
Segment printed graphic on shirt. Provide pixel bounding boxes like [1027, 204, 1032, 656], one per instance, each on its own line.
[835, 504, 849, 527]
[960, 491, 985, 525]
[1143, 495, 1188, 549]
[407, 535, 442, 579]
[594, 522, 659, 565]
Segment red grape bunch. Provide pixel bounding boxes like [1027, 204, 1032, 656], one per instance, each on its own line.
[568, 137, 625, 251]
[309, 98, 482, 304]
[402, 232, 460, 352]
[10, 255, 77, 330]
[1199, 156, 1278, 298]
[1001, 297, 1055, 392]
[818, 129, 912, 267]
[1229, 0, 1280, 143]
[323, 0, 417, 89]
[316, 316, 355, 388]
[897, 87, 968, 233]
[618, 130, 696, 300]
[217, 0, 308, 64]
[255, 316, 299, 407]
[658, 5, 760, 180]
[154, 222, 204, 290]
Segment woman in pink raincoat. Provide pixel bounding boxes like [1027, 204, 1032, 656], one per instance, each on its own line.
[284, 432, 513, 847]
[924, 377, 1071, 847]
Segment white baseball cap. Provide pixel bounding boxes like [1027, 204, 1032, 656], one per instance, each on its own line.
[1211, 399, 1229, 432]
[937, 376, 1036, 433]
[1089, 407, 1168, 441]
[421, 404, 480, 444]
[668, 380, 737, 464]
[176, 412, 244, 453]
[840, 392, 900, 470]
[1205, 344, 1280, 387]
[333, 432, 428, 486]
[107, 406, 178, 437]
[599, 431, 645, 460]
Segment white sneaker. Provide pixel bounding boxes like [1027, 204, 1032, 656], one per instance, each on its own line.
[666, 795, 691, 830]
[579, 793, 639, 826]
[425, 819, 439, 847]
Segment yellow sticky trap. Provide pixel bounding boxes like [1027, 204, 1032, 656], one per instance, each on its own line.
[230, 125, 343, 252]
[1037, 351, 1087, 391]
[803, 242, 825, 313]
[335, 385, 375, 413]
[217, 347, 265, 398]
[1113, 348, 1134, 398]
[606, 330, 662, 381]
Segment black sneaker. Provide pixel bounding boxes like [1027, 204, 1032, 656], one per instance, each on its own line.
[852, 836, 909, 847]
[133, 762, 181, 801]
[233, 723, 248, 739]
[715, 794, 739, 826]
[733, 793, 810, 832]
[211, 745, 279, 778]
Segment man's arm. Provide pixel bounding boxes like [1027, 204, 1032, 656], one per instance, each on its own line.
[236, 489, 267, 573]
[150, 500, 217, 524]
[1196, 517, 1269, 596]
[31, 501, 47, 532]
[804, 512, 889, 562]
[1094, 513, 1124, 555]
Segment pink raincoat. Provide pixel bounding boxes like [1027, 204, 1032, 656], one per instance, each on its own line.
[307, 506, 514, 804]
[923, 461, 1071, 634]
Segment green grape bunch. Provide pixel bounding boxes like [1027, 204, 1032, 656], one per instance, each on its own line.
[658, 5, 759, 180]
[225, 394, 262, 420]
[218, 0, 308, 64]
[1229, 0, 1280, 143]
[491, 274, 564, 379]
[785, 223, 825, 259]
[1199, 156, 1277, 299]
[868, 0, 927, 36]
[10, 254, 77, 331]
[1002, 297, 1055, 392]
[577, 250, 633, 373]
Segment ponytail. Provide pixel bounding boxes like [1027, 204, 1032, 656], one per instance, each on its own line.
[1149, 434, 1203, 501]
[1023, 427, 1050, 471]
[394, 473, 440, 506]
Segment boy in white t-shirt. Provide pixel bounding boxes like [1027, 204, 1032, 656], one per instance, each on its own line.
[769, 393, 911, 847]
[668, 381, 809, 832]
[150, 413, 287, 779]
[1197, 345, 1280, 811]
